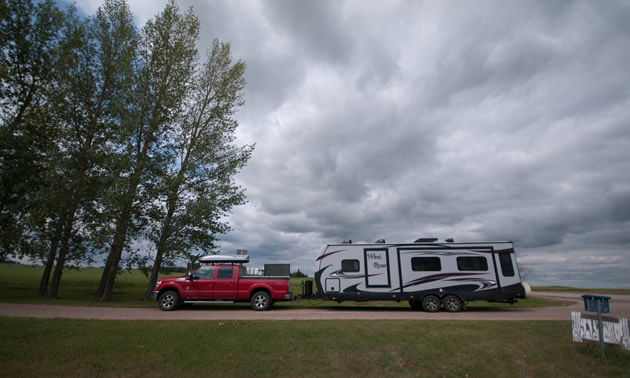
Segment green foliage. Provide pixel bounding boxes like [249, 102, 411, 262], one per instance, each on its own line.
[0, 0, 68, 258]
[1, 318, 629, 377]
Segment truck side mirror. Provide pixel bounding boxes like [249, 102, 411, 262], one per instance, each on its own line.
[186, 272, 194, 281]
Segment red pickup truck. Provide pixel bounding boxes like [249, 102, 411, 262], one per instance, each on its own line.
[154, 263, 292, 311]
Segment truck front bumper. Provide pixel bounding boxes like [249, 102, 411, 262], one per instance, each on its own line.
[152, 291, 159, 300]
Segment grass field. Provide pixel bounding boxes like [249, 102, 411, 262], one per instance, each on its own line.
[2, 263, 629, 376]
[0, 263, 575, 309]
[1, 318, 628, 377]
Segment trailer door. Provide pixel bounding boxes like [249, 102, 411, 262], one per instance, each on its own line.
[364, 248, 391, 288]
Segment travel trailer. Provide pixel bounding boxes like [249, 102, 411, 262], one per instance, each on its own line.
[314, 238, 531, 312]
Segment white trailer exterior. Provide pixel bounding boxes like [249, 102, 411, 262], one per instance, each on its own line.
[314, 240, 530, 312]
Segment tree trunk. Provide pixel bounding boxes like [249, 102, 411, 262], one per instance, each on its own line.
[144, 196, 176, 300]
[95, 208, 133, 301]
[95, 182, 137, 301]
[48, 206, 76, 299]
[144, 250, 163, 300]
[37, 214, 65, 296]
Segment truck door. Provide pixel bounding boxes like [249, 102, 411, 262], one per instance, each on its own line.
[188, 266, 214, 299]
[213, 266, 238, 299]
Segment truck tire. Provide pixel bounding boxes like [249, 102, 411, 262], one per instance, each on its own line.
[443, 295, 463, 312]
[421, 295, 441, 312]
[158, 290, 180, 311]
[251, 291, 272, 311]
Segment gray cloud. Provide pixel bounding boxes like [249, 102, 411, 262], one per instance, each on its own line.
[75, 0, 630, 287]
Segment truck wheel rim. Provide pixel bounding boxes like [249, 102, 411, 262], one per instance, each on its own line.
[254, 295, 267, 308]
[161, 294, 174, 308]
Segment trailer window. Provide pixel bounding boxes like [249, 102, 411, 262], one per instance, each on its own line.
[457, 257, 488, 271]
[411, 257, 442, 271]
[499, 253, 515, 276]
[217, 267, 233, 279]
[341, 259, 360, 272]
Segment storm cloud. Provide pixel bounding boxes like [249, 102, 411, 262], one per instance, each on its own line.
[73, 0, 630, 288]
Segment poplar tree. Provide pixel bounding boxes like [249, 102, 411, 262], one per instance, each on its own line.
[44, 0, 137, 298]
[144, 40, 252, 299]
[0, 0, 66, 260]
[96, 0, 199, 301]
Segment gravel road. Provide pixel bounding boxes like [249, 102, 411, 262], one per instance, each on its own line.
[1, 292, 628, 321]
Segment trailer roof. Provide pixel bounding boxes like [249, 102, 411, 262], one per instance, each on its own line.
[326, 240, 513, 246]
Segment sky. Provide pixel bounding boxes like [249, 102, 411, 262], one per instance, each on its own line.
[69, 0, 630, 288]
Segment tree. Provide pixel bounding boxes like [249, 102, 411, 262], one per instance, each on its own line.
[143, 40, 252, 299]
[95, 0, 199, 301]
[0, 0, 67, 261]
[44, 0, 137, 298]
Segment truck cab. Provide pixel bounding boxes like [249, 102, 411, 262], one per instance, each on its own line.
[154, 256, 292, 311]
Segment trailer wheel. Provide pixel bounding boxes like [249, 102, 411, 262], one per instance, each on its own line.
[251, 291, 272, 311]
[443, 295, 463, 312]
[421, 295, 441, 312]
[158, 290, 180, 311]
[409, 300, 422, 310]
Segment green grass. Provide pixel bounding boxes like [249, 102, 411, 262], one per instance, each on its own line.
[0, 263, 573, 309]
[0, 263, 155, 307]
[0, 318, 628, 377]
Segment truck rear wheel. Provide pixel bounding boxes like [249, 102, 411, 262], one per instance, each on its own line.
[443, 295, 463, 312]
[421, 295, 441, 312]
[158, 290, 180, 311]
[251, 291, 272, 311]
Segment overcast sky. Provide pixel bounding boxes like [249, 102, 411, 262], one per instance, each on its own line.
[72, 0, 630, 288]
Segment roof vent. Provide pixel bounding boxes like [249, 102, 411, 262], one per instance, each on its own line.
[342, 239, 352, 244]
[414, 238, 438, 243]
[445, 238, 454, 243]
[375, 239, 386, 243]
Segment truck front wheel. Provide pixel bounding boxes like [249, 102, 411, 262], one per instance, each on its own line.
[251, 291, 272, 311]
[158, 290, 180, 311]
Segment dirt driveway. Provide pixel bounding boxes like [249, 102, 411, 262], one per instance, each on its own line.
[1, 292, 628, 321]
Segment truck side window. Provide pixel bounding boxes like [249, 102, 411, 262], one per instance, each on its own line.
[341, 259, 360, 272]
[498, 253, 515, 276]
[411, 257, 441, 271]
[217, 267, 233, 279]
[194, 266, 214, 279]
[457, 256, 488, 271]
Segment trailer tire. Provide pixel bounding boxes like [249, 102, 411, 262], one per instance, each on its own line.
[158, 290, 180, 311]
[251, 291, 272, 311]
[443, 295, 463, 312]
[421, 295, 441, 312]
[409, 300, 422, 310]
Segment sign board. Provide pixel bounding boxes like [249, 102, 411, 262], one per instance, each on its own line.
[571, 312, 630, 351]
[264, 264, 290, 277]
[582, 295, 611, 313]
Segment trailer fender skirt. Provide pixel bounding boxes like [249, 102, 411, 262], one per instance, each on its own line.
[521, 281, 531, 299]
